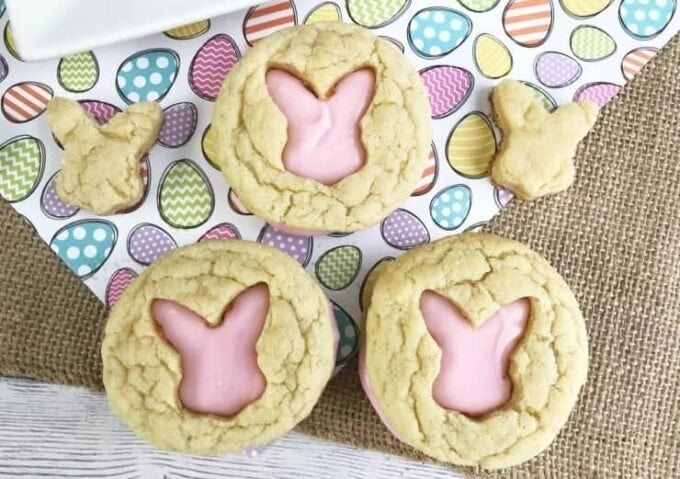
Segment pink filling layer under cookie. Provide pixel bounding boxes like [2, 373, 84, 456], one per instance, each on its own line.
[265, 69, 375, 186]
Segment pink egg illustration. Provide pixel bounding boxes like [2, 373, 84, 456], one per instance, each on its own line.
[189, 34, 241, 101]
[621, 48, 658, 81]
[78, 100, 122, 124]
[106, 268, 138, 308]
[412, 143, 438, 196]
[243, 0, 297, 46]
[419, 65, 473, 119]
[199, 223, 241, 241]
[573, 82, 621, 108]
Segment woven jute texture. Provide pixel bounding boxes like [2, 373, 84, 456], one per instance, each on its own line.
[2, 36, 679, 478]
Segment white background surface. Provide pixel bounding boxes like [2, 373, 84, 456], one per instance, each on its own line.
[0, 377, 464, 478]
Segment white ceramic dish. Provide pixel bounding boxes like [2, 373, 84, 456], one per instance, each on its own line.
[5, 0, 261, 61]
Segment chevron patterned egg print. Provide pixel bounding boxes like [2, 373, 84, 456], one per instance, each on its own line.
[447, 112, 496, 178]
[116, 49, 179, 103]
[105, 268, 138, 308]
[78, 100, 121, 124]
[244, 0, 297, 45]
[159, 160, 214, 229]
[41, 171, 79, 219]
[381, 209, 430, 250]
[574, 82, 621, 107]
[4, 23, 21, 61]
[412, 143, 438, 196]
[158, 103, 198, 148]
[199, 223, 241, 241]
[315, 245, 362, 290]
[522, 81, 557, 111]
[474, 34, 513, 79]
[201, 125, 220, 170]
[620, 0, 675, 39]
[430, 184, 472, 230]
[2, 82, 52, 123]
[258, 225, 313, 266]
[50, 220, 117, 278]
[570, 26, 617, 61]
[57, 52, 99, 93]
[127, 223, 177, 265]
[560, 0, 612, 16]
[503, 0, 553, 47]
[0, 55, 7, 83]
[305, 2, 342, 24]
[189, 34, 240, 101]
[347, 0, 409, 27]
[0, 135, 44, 202]
[332, 301, 359, 366]
[165, 20, 211, 40]
[419, 65, 474, 119]
[408, 8, 471, 58]
[535, 52, 582, 87]
[621, 47, 658, 79]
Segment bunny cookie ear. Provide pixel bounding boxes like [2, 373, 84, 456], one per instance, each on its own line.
[330, 69, 375, 121]
[266, 69, 322, 124]
[46, 97, 99, 144]
[101, 101, 163, 152]
[217, 283, 270, 341]
[491, 79, 547, 131]
[151, 299, 209, 353]
[419, 290, 470, 343]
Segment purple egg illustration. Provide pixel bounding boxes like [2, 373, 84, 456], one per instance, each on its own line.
[534, 51, 582, 88]
[495, 187, 514, 208]
[41, 171, 79, 219]
[381, 209, 430, 250]
[257, 224, 313, 266]
[0, 55, 7, 83]
[127, 223, 177, 266]
[158, 102, 198, 148]
[573, 82, 621, 108]
[419, 65, 474, 119]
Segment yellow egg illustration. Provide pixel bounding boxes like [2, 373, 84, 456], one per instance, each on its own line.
[305, 2, 342, 24]
[447, 112, 496, 178]
[4, 22, 21, 60]
[560, 0, 612, 18]
[165, 20, 210, 40]
[474, 34, 512, 79]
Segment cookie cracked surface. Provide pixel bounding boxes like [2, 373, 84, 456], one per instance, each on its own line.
[212, 22, 432, 232]
[362, 233, 588, 469]
[102, 240, 336, 454]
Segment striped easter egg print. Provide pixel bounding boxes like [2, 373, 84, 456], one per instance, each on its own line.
[474, 34, 513, 79]
[2, 82, 53, 123]
[560, 0, 612, 17]
[503, 0, 553, 47]
[305, 2, 342, 24]
[243, 0, 297, 46]
[165, 20, 211, 40]
[447, 112, 496, 178]
[412, 143, 438, 196]
[621, 47, 658, 80]
[4, 22, 21, 61]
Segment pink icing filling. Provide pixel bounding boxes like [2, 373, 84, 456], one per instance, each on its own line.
[265, 68, 375, 186]
[151, 284, 270, 417]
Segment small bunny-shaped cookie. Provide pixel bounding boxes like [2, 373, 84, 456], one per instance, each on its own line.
[491, 80, 599, 200]
[46, 98, 162, 214]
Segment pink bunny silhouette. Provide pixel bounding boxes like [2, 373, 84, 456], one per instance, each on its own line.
[152, 283, 270, 417]
[266, 68, 375, 185]
[420, 292, 529, 417]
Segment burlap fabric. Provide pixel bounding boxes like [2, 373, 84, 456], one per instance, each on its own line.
[1, 34, 679, 477]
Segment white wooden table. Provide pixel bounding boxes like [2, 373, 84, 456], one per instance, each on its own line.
[0, 377, 462, 478]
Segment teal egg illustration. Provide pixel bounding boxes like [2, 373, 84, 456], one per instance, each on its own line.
[50, 220, 117, 279]
[331, 301, 359, 367]
[408, 8, 471, 58]
[57, 51, 99, 93]
[315, 245, 362, 290]
[158, 159, 214, 229]
[0, 135, 45, 202]
[430, 185, 472, 231]
[619, 0, 675, 39]
[116, 49, 179, 103]
[347, 0, 410, 27]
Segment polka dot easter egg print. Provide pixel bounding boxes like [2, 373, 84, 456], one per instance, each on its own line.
[50, 220, 117, 279]
[315, 245, 362, 291]
[305, 2, 342, 24]
[158, 160, 214, 229]
[105, 268, 138, 309]
[474, 34, 513, 79]
[78, 100, 122, 124]
[408, 8, 471, 59]
[158, 103, 198, 148]
[116, 49, 179, 104]
[412, 143, 438, 196]
[574, 82, 621, 107]
[560, 0, 612, 17]
[41, 171, 79, 219]
[2, 82, 53, 123]
[495, 186, 514, 208]
[570, 26, 617, 61]
[199, 223, 241, 241]
[534, 52, 582, 88]
[332, 301, 359, 367]
[447, 112, 496, 178]
[243, 0, 297, 46]
[430, 185, 472, 231]
[419, 65, 474, 119]
[0, 135, 44, 202]
[381, 209, 430, 250]
[165, 20, 211, 40]
[189, 34, 241, 102]
[620, 0, 675, 39]
[57, 52, 99, 93]
[127, 223, 177, 266]
[621, 47, 658, 80]
[257, 225, 313, 266]
[346, 0, 410, 28]
[458, 0, 500, 12]
[503, 0, 553, 47]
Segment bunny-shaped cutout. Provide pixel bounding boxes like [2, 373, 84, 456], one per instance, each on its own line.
[266, 68, 375, 185]
[152, 283, 270, 417]
[46, 97, 162, 215]
[420, 291, 529, 416]
[490, 79, 599, 200]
